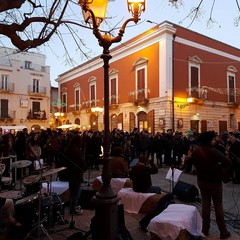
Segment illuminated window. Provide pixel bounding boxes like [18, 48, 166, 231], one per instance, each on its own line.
[188, 55, 202, 98]
[227, 66, 237, 103]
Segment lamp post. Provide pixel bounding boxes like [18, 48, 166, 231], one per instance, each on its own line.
[52, 98, 67, 128]
[54, 112, 65, 127]
[91, 106, 104, 130]
[79, 1, 146, 239]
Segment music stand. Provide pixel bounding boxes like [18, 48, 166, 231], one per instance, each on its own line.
[166, 166, 182, 201]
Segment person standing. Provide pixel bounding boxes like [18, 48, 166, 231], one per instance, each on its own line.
[192, 131, 231, 239]
[63, 133, 88, 214]
[227, 132, 240, 184]
[26, 132, 42, 172]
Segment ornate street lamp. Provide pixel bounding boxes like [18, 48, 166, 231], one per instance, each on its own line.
[52, 99, 67, 128]
[78, 1, 146, 239]
[91, 106, 104, 130]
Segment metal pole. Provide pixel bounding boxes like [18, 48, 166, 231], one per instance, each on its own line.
[92, 50, 119, 240]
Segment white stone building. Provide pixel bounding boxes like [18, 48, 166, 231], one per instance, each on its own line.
[0, 47, 51, 132]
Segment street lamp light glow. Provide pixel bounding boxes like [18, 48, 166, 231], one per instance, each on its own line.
[79, 0, 108, 25]
[91, 106, 104, 113]
[127, 0, 146, 19]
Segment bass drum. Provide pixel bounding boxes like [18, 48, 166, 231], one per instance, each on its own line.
[41, 193, 63, 227]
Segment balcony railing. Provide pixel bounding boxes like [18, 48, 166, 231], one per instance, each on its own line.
[28, 85, 47, 94]
[21, 63, 47, 73]
[81, 99, 100, 109]
[0, 58, 12, 67]
[128, 88, 150, 106]
[0, 82, 15, 92]
[109, 95, 119, 109]
[0, 111, 15, 120]
[27, 110, 47, 120]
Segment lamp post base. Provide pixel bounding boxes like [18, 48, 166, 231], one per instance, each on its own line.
[92, 195, 120, 240]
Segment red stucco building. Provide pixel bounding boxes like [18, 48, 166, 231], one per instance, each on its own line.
[56, 21, 240, 134]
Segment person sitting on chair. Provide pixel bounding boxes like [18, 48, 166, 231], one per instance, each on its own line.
[0, 197, 22, 231]
[110, 147, 129, 178]
[130, 155, 161, 193]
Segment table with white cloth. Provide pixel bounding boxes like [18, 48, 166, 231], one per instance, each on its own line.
[147, 204, 203, 240]
[92, 176, 132, 194]
[118, 188, 155, 214]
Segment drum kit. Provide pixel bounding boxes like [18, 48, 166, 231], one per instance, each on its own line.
[0, 160, 67, 240]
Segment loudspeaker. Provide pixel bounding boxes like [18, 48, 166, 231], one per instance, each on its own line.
[79, 187, 97, 210]
[173, 181, 199, 202]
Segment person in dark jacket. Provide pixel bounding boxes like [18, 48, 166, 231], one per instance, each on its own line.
[130, 155, 161, 193]
[192, 131, 231, 239]
[63, 133, 88, 215]
[227, 132, 240, 184]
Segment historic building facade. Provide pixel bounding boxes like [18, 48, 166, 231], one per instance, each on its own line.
[0, 47, 51, 132]
[56, 21, 240, 134]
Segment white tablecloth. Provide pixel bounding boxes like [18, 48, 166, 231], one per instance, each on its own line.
[118, 188, 155, 214]
[96, 176, 129, 194]
[42, 181, 69, 195]
[147, 204, 203, 240]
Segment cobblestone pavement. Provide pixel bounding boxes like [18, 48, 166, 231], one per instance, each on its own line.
[1, 165, 240, 239]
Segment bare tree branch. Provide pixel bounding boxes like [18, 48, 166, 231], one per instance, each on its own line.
[0, 0, 25, 12]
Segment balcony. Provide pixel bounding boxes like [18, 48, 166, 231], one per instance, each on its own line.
[81, 99, 100, 110]
[0, 111, 16, 120]
[28, 85, 47, 95]
[110, 95, 119, 109]
[27, 110, 47, 120]
[0, 58, 12, 67]
[72, 110, 81, 115]
[227, 102, 239, 108]
[128, 88, 150, 106]
[21, 63, 48, 73]
[0, 82, 15, 93]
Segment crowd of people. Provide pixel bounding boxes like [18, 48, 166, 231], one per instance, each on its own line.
[0, 127, 240, 184]
[0, 126, 240, 238]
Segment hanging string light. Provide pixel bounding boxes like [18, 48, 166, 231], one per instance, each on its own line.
[186, 86, 240, 96]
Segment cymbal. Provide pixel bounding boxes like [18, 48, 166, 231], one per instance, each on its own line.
[36, 166, 50, 172]
[11, 160, 32, 168]
[2, 177, 13, 182]
[0, 190, 22, 199]
[42, 167, 66, 177]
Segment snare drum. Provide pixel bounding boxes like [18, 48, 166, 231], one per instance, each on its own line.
[15, 193, 39, 206]
[22, 174, 41, 195]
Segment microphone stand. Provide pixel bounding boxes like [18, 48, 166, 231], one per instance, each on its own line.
[53, 149, 88, 239]
[171, 165, 175, 203]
